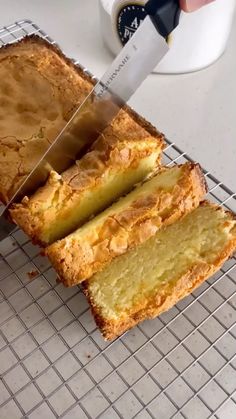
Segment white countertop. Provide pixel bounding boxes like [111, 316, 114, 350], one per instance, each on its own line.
[1, 0, 236, 191]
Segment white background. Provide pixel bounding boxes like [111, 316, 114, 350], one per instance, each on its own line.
[1, 0, 236, 191]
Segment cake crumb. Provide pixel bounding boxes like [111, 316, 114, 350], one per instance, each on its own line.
[27, 270, 39, 280]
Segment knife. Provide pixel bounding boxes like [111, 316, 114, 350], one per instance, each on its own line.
[0, 0, 180, 240]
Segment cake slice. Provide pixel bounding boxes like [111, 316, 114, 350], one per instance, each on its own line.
[10, 111, 164, 245]
[0, 35, 164, 204]
[46, 163, 207, 286]
[83, 202, 236, 340]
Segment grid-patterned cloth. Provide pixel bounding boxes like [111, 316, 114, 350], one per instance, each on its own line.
[0, 20, 236, 419]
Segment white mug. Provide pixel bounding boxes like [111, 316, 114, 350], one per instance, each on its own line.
[99, 0, 236, 74]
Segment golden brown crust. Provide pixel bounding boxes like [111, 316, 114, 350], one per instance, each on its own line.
[0, 35, 164, 204]
[46, 163, 207, 286]
[83, 201, 236, 340]
[0, 34, 95, 87]
[0, 36, 90, 203]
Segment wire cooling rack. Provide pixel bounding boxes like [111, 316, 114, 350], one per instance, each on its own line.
[0, 20, 236, 419]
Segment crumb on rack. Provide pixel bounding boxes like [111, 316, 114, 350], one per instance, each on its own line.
[27, 270, 39, 280]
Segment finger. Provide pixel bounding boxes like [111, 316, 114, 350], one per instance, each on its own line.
[180, 0, 214, 12]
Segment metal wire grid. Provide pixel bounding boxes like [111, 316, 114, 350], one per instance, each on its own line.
[0, 20, 236, 419]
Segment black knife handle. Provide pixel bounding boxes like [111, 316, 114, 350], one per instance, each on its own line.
[145, 0, 180, 38]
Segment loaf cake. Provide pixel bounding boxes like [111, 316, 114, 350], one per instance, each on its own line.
[0, 35, 164, 205]
[3, 35, 235, 344]
[46, 163, 207, 286]
[83, 202, 236, 340]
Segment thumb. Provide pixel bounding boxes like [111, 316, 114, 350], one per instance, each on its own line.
[180, 0, 214, 12]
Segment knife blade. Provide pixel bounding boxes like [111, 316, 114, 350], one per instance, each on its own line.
[0, 0, 180, 240]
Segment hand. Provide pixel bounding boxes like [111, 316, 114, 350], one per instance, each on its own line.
[180, 0, 215, 12]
